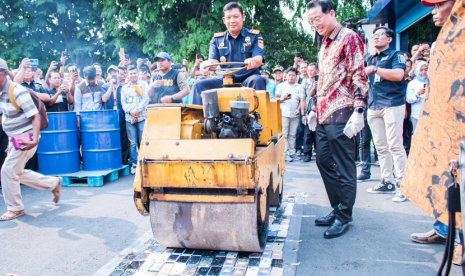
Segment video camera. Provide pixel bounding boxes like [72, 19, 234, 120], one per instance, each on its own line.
[343, 17, 370, 43]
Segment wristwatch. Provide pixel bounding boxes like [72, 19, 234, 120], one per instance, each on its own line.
[355, 107, 365, 114]
[372, 66, 378, 74]
[171, 95, 177, 101]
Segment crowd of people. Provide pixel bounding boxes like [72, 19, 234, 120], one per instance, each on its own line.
[0, 0, 461, 266]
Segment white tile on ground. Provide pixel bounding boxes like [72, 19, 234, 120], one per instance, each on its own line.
[259, 258, 272, 268]
[158, 263, 174, 275]
[170, 263, 186, 275]
[277, 230, 288, 237]
[272, 243, 284, 251]
[232, 268, 247, 276]
[270, 267, 284, 276]
[245, 267, 260, 276]
[271, 251, 282, 260]
[269, 225, 280, 231]
[219, 266, 235, 276]
[224, 258, 237, 267]
[149, 262, 165, 272]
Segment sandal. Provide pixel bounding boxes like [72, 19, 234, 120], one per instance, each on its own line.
[52, 177, 62, 204]
[0, 210, 25, 221]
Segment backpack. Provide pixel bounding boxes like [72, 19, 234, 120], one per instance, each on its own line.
[8, 82, 49, 131]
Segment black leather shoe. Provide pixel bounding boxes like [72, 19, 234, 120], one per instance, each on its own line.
[303, 153, 311, 162]
[324, 219, 349, 239]
[315, 210, 337, 226]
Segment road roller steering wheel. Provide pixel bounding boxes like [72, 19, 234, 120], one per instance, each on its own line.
[203, 62, 249, 77]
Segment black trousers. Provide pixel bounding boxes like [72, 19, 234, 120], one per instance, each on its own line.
[0, 125, 8, 185]
[296, 114, 305, 151]
[120, 122, 129, 165]
[403, 117, 412, 156]
[316, 124, 357, 224]
[360, 119, 372, 177]
[303, 124, 316, 155]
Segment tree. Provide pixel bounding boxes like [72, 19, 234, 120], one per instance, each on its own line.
[0, 0, 107, 70]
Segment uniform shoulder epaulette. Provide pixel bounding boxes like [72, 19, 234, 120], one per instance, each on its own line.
[214, 32, 225, 38]
[249, 29, 260, 35]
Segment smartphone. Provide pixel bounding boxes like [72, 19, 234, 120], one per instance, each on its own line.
[423, 84, 426, 89]
[111, 74, 117, 83]
[30, 59, 39, 67]
[314, 74, 319, 81]
[296, 52, 302, 58]
[124, 54, 129, 59]
[72, 67, 77, 74]
[286, 93, 291, 98]
[141, 58, 149, 63]
[196, 53, 203, 59]
[62, 50, 69, 59]
[56, 61, 63, 67]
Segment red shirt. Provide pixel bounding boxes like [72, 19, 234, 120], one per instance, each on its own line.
[313, 24, 368, 124]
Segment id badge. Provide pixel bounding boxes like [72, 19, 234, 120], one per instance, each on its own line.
[127, 96, 134, 103]
[374, 74, 381, 83]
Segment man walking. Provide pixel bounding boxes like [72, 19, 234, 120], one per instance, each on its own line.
[365, 27, 407, 202]
[306, 0, 368, 238]
[0, 59, 62, 221]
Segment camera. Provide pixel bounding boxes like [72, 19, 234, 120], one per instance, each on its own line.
[296, 52, 302, 58]
[62, 50, 70, 59]
[343, 17, 370, 43]
[55, 61, 63, 67]
[111, 74, 117, 84]
[141, 58, 149, 63]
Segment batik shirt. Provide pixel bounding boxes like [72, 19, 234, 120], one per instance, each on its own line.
[312, 24, 368, 124]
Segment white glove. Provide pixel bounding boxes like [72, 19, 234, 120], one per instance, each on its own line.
[343, 111, 364, 138]
[307, 111, 317, 131]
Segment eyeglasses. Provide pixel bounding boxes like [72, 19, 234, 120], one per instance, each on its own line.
[373, 32, 388, 38]
[308, 13, 326, 26]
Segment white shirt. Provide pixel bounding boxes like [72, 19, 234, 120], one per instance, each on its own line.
[406, 78, 426, 119]
[275, 82, 304, 118]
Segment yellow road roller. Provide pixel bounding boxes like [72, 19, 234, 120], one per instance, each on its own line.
[133, 62, 285, 252]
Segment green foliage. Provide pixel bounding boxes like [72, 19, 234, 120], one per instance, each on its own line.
[0, 0, 372, 72]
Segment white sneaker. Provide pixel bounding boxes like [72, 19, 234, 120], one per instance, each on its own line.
[130, 164, 137, 175]
[392, 188, 407, 202]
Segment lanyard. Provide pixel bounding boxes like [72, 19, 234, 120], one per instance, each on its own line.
[87, 83, 96, 102]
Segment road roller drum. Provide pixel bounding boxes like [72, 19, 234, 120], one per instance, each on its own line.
[133, 63, 285, 252]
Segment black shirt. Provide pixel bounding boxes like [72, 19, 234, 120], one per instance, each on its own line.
[366, 48, 407, 109]
[41, 87, 69, 112]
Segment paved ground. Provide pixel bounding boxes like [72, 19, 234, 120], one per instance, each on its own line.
[0, 157, 461, 275]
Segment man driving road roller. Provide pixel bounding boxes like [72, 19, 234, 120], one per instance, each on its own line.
[189, 2, 266, 105]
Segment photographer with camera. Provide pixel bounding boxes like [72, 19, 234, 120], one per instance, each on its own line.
[102, 66, 129, 165]
[43, 54, 68, 89]
[44, 71, 73, 112]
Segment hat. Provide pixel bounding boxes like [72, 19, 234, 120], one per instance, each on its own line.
[154, 52, 172, 61]
[421, 0, 455, 7]
[0, 59, 8, 71]
[273, 65, 284, 73]
[107, 65, 119, 73]
[261, 69, 271, 76]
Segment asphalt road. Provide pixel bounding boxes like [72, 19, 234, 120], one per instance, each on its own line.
[0, 158, 462, 275]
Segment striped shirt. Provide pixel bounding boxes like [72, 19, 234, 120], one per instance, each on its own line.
[121, 81, 149, 122]
[0, 80, 38, 137]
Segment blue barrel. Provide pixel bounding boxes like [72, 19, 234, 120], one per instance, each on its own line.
[80, 110, 122, 171]
[37, 112, 80, 175]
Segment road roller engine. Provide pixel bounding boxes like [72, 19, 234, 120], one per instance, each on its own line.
[133, 62, 285, 252]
